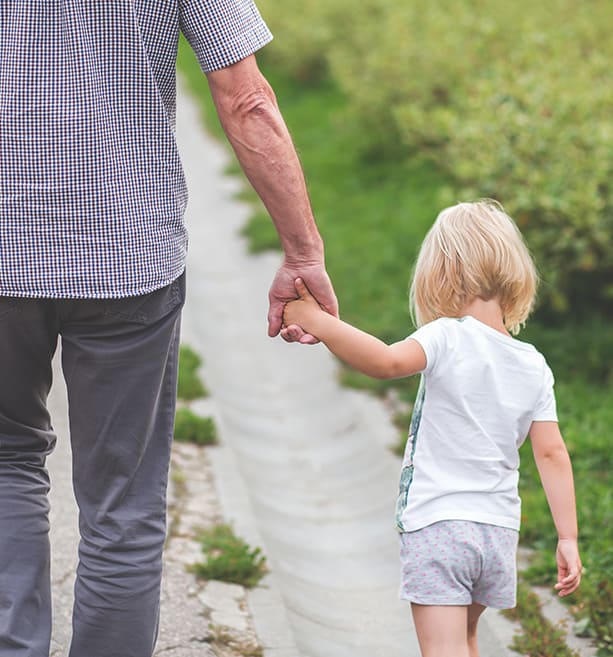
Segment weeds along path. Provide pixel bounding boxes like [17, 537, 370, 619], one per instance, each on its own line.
[177, 80, 517, 657]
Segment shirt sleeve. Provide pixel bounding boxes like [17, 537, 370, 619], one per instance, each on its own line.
[533, 362, 558, 422]
[180, 0, 273, 72]
[406, 319, 448, 376]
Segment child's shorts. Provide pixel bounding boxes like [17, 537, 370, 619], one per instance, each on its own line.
[399, 520, 519, 609]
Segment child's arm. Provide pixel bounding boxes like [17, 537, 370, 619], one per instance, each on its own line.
[282, 278, 426, 379]
[529, 421, 582, 597]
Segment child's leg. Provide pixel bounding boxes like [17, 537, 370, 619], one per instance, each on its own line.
[467, 603, 486, 657]
[411, 604, 470, 657]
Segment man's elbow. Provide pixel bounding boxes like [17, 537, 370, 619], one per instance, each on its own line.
[224, 81, 279, 125]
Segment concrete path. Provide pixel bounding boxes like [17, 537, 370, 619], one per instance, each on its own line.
[45, 78, 523, 657]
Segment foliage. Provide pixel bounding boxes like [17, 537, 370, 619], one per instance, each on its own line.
[174, 407, 218, 446]
[250, 0, 332, 82]
[175, 342, 215, 442]
[518, 376, 613, 653]
[178, 344, 208, 401]
[575, 579, 613, 656]
[256, 0, 613, 313]
[523, 317, 613, 385]
[503, 582, 581, 657]
[192, 524, 267, 589]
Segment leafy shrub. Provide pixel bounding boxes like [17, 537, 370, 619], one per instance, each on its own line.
[258, 0, 613, 313]
[174, 407, 217, 446]
[192, 524, 267, 588]
[256, 0, 386, 84]
[524, 317, 613, 385]
[334, 0, 612, 311]
[255, 0, 332, 82]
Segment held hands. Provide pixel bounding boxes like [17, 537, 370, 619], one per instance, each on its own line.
[281, 278, 325, 342]
[554, 538, 582, 597]
[268, 260, 336, 344]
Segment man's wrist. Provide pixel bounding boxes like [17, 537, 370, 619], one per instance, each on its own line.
[281, 233, 324, 266]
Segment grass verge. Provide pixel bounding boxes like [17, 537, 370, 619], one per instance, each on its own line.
[191, 524, 268, 589]
[176, 343, 218, 445]
[178, 344, 208, 401]
[174, 407, 218, 446]
[503, 582, 580, 657]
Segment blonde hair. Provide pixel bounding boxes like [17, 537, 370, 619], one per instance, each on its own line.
[410, 200, 538, 335]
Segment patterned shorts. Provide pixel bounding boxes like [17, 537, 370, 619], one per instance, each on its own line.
[399, 520, 519, 609]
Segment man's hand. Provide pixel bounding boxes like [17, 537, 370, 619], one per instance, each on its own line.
[268, 261, 338, 343]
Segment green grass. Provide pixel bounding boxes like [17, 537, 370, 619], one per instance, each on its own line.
[177, 45, 613, 652]
[177, 344, 208, 401]
[517, 377, 613, 655]
[174, 407, 218, 446]
[502, 582, 581, 657]
[191, 524, 268, 589]
[175, 343, 216, 444]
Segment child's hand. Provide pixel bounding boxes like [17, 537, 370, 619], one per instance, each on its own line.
[282, 278, 324, 336]
[554, 538, 582, 597]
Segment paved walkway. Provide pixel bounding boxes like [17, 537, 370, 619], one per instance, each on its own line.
[45, 78, 546, 657]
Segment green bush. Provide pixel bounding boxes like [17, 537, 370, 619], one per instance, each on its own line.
[257, 0, 613, 313]
[192, 524, 267, 588]
[173, 407, 218, 446]
[524, 317, 613, 385]
[332, 0, 612, 312]
[254, 0, 330, 81]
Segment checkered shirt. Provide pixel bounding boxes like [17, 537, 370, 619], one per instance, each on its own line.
[0, 1, 272, 298]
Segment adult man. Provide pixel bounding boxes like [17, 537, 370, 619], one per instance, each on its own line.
[0, 2, 336, 655]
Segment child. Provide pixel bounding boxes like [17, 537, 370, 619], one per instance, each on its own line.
[282, 200, 581, 657]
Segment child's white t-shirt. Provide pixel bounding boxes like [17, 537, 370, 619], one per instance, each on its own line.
[395, 316, 557, 533]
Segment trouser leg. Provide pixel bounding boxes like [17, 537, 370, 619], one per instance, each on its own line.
[0, 298, 59, 657]
[61, 277, 184, 657]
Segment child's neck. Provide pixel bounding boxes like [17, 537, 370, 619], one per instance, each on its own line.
[460, 297, 510, 336]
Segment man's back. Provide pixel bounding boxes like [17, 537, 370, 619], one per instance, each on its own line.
[0, 1, 270, 299]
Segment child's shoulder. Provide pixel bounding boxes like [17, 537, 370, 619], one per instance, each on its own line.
[416, 316, 547, 359]
[452, 316, 540, 352]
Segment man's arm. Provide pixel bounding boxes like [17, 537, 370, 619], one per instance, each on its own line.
[206, 55, 337, 339]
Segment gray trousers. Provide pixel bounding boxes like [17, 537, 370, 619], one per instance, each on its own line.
[0, 274, 185, 657]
